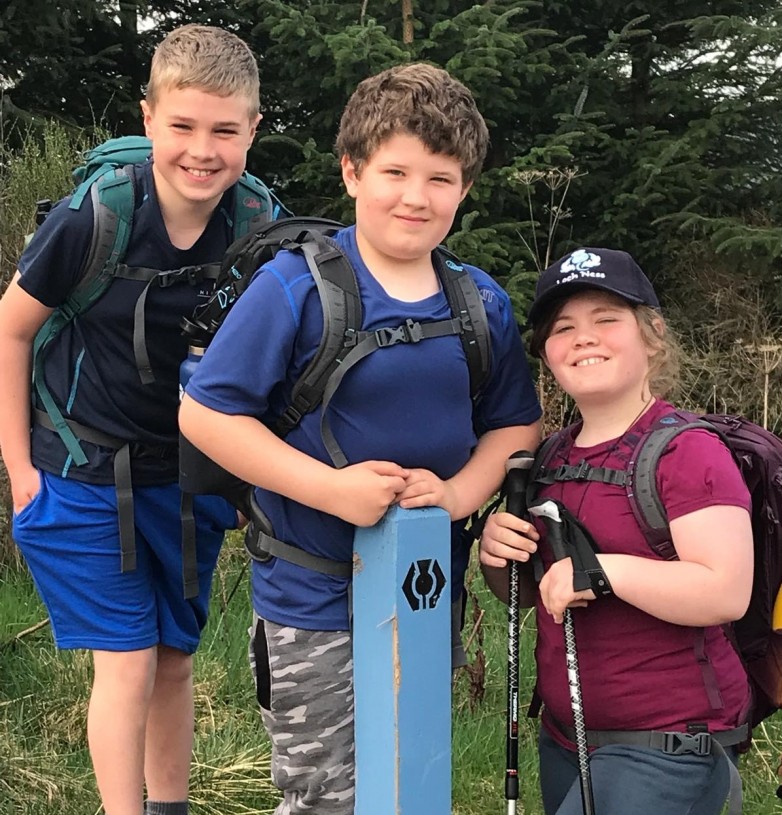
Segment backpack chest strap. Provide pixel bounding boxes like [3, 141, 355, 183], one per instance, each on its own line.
[116, 263, 222, 385]
[319, 315, 465, 469]
[536, 460, 629, 487]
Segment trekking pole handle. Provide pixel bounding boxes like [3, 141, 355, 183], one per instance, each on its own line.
[529, 500, 567, 562]
[505, 449, 535, 519]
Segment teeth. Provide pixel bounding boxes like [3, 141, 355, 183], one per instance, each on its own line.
[187, 168, 214, 177]
[575, 357, 605, 366]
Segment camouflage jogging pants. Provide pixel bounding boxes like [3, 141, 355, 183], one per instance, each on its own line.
[250, 616, 355, 814]
[249, 598, 466, 814]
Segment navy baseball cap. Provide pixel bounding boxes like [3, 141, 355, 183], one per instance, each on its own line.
[527, 247, 660, 327]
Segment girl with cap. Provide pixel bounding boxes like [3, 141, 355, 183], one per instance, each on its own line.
[481, 248, 753, 815]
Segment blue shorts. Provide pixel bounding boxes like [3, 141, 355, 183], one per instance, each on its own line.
[539, 726, 735, 815]
[12, 470, 235, 653]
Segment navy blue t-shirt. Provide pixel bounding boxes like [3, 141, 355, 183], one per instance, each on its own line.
[19, 161, 237, 484]
[186, 226, 542, 629]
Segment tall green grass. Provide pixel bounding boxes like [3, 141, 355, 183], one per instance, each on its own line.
[3, 537, 781, 814]
[0, 538, 277, 815]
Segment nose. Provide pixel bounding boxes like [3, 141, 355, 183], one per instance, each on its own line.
[188, 130, 217, 161]
[572, 325, 598, 347]
[400, 179, 428, 208]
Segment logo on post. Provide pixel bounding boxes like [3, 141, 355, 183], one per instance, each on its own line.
[402, 559, 447, 611]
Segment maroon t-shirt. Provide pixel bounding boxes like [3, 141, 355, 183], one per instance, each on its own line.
[534, 399, 752, 750]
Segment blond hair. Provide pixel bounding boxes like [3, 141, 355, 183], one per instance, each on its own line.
[636, 305, 680, 399]
[146, 25, 260, 118]
[335, 63, 489, 185]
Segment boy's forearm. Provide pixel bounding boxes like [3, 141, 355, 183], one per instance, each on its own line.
[448, 421, 541, 519]
[0, 273, 55, 476]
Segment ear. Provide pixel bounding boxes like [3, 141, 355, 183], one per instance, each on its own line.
[341, 155, 360, 199]
[459, 181, 473, 203]
[647, 315, 666, 356]
[140, 100, 153, 137]
[247, 113, 262, 147]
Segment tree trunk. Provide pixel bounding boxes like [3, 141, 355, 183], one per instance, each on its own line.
[402, 0, 414, 44]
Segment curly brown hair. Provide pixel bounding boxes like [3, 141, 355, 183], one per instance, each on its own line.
[335, 63, 489, 185]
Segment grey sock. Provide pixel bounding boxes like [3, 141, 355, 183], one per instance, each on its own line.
[144, 802, 188, 815]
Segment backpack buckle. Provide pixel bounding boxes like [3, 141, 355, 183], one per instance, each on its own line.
[375, 319, 423, 347]
[458, 314, 473, 332]
[158, 266, 203, 287]
[661, 731, 712, 756]
[343, 328, 358, 348]
[553, 459, 591, 482]
[573, 459, 591, 480]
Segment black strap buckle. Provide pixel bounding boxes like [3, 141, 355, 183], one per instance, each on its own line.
[280, 405, 303, 429]
[661, 731, 712, 756]
[458, 313, 473, 332]
[158, 265, 203, 288]
[553, 459, 592, 482]
[343, 327, 359, 348]
[374, 319, 423, 347]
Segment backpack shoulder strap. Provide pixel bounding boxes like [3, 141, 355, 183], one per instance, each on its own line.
[627, 410, 723, 558]
[434, 248, 492, 401]
[32, 165, 137, 465]
[271, 240, 490, 468]
[271, 233, 363, 440]
[526, 428, 575, 506]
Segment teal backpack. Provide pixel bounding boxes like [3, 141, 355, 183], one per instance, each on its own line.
[31, 135, 287, 471]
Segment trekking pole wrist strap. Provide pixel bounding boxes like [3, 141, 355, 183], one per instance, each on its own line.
[583, 566, 613, 597]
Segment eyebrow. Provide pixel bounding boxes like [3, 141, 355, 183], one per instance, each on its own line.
[554, 304, 624, 321]
[167, 115, 243, 127]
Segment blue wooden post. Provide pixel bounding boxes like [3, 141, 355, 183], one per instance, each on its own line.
[353, 505, 452, 815]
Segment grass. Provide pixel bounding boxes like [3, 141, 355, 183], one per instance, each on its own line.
[1, 535, 781, 814]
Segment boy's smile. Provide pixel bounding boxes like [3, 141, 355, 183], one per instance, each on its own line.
[141, 86, 259, 218]
[342, 132, 471, 277]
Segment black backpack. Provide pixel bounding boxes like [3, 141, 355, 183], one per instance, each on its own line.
[529, 410, 782, 729]
[177, 218, 493, 594]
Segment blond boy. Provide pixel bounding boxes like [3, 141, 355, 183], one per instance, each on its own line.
[0, 25, 278, 815]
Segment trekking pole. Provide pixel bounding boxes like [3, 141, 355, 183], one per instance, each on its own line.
[529, 499, 596, 815]
[503, 450, 535, 815]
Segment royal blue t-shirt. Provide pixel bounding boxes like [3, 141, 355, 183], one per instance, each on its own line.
[19, 161, 237, 484]
[186, 226, 542, 629]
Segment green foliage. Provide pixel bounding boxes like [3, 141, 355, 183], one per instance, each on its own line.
[0, 121, 101, 289]
[0, 542, 279, 815]
[4, 0, 782, 324]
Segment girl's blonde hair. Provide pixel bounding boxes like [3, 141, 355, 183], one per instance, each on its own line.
[636, 305, 680, 399]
